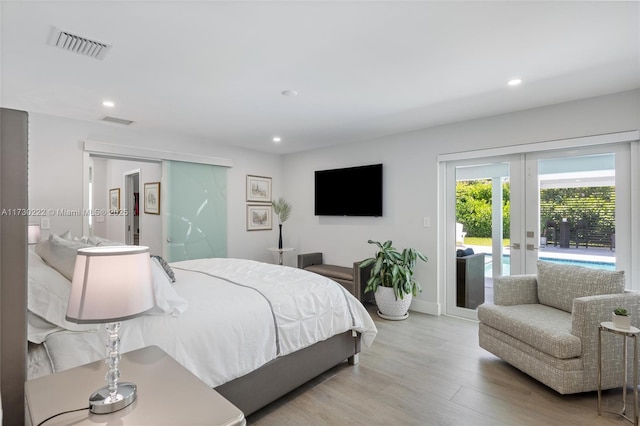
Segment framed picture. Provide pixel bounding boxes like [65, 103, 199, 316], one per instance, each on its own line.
[247, 204, 272, 231]
[144, 182, 161, 215]
[246, 175, 272, 203]
[109, 188, 120, 211]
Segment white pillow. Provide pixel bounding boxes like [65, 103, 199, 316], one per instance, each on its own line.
[27, 250, 98, 336]
[58, 230, 74, 241]
[35, 235, 92, 281]
[147, 257, 188, 317]
[87, 235, 124, 246]
[28, 249, 185, 341]
[73, 235, 91, 244]
[27, 311, 64, 344]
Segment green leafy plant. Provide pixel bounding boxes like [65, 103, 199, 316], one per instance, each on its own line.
[360, 240, 428, 300]
[614, 307, 629, 316]
[272, 197, 292, 223]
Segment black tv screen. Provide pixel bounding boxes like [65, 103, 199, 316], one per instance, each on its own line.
[314, 164, 383, 216]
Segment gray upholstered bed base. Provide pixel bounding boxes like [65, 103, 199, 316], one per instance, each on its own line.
[215, 331, 361, 416]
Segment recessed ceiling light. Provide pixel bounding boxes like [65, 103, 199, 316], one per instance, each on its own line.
[507, 78, 522, 86]
[102, 100, 115, 107]
[281, 90, 298, 97]
[273, 137, 281, 143]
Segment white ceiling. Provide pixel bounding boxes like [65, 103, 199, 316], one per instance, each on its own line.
[1, 1, 638, 154]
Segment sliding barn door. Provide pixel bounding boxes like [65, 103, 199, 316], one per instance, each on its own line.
[162, 161, 227, 262]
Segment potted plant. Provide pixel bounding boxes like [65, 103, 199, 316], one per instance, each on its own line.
[612, 307, 631, 329]
[272, 197, 292, 249]
[360, 239, 428, 320]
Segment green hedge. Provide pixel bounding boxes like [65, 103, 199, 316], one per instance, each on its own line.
[540, 187, 615, 247]
[456, 181, 614, 245]
[456, 180, 510, 238]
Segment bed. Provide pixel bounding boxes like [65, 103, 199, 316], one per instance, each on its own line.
[27, 234, 378, 416]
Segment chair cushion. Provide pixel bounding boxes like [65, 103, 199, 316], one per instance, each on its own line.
[304, 264, 353, 281]
[537, 261, 625, 313]
[478, 303, 581, 359]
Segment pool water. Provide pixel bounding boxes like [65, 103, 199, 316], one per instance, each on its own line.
[484, 255, 616, 276]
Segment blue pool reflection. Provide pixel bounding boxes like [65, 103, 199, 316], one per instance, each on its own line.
[484, 255, 616, 276]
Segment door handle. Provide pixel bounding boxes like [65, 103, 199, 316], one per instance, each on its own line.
[167, 237, 172, 243]
[526, 244, 539, 251]
[510, 243, 521, 250]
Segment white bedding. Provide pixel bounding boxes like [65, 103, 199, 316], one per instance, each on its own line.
[42, 258, 377, 388]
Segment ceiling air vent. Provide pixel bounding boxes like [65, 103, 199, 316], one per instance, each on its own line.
[47, 26, 112, 60]
[101, 116, 135, 126]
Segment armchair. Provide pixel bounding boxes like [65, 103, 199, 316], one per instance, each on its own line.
[478, 261, 640, 394]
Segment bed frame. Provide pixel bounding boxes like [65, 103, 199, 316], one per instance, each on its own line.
[215, 331, 361, 416]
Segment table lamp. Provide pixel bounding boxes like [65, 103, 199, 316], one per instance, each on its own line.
[65, 246, 155, 414]
[27, 223, 41, 244]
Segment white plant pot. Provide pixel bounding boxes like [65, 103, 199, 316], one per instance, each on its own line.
[374, 286, 412, 320]
[612, 313, 631, 330]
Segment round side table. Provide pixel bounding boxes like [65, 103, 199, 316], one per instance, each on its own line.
[598, 321, 640, 425]
[268, 247, 295, 266]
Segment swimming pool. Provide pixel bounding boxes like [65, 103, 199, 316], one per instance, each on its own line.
[484, 255, 616, 275]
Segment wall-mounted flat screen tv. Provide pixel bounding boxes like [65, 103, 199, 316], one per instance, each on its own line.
[314, 164, 383, 216]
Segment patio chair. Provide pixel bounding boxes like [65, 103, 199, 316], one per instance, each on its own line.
[543, 219, 558, 247]
[575, 219, 589, 249]
[456, 223, 467, 246]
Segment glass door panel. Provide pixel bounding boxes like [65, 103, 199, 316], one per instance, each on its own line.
[446, 155, 522, 319]
[525, 150, 618, 273]
[163, 161, 227, 262]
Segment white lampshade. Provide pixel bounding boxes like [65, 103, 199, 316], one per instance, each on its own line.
[27, 224, 41, 244]
[66, 246, 155, 324]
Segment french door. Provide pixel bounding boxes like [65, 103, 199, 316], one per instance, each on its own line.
[445, 155, 523, 319]
[444, 143, 631, 320]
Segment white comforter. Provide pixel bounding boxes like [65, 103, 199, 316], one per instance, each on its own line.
[44, 258, 377, 388]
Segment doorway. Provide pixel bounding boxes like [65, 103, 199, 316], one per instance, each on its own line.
[124, 170, 140, 245]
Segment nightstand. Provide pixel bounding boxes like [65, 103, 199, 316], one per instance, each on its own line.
[25, 345, 246, 426]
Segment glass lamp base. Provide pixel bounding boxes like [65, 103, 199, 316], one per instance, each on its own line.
[89, 382, 137, 414]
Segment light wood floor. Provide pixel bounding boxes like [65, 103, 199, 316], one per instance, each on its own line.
[248, 304, 629, 425]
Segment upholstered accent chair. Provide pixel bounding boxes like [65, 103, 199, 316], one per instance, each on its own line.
[478, 261, 640, 394]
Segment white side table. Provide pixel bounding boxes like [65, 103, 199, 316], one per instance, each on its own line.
[25, 345, 245, 426]
[598, 321, 640, 425]
[268, 247, 295, 265]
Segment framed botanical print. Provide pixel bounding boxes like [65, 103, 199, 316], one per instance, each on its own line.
[246, 175, 272, 203]
[144, 182, 161, 215]
[247, 204, 272, 231]
[109, 188, 120, 211]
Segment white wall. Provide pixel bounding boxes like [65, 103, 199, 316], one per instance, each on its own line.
[90, 157, 163, 254]
[28, 112, 284, 262]
[27, 90, 640, 313]
[283, 89, 640, 315]
[91, 157, 108, 238]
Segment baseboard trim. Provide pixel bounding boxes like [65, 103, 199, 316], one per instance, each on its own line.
[409, 299, 440, 316]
